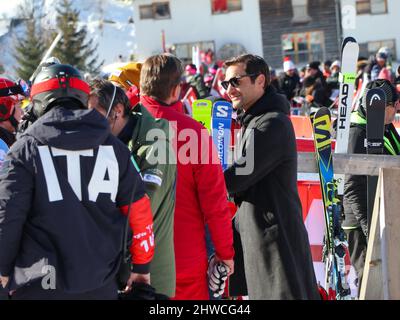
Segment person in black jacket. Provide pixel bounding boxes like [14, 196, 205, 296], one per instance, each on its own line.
[0, 77, 24, 147]
[18, 57, 61, 138]
[222, 54, 319, 300]
[300, 62, 332, 110]
[0, 64, 155, 300]
[278, 59, 300, 101]
[326, 60, 341, 91]
[343, 79, 400, 293]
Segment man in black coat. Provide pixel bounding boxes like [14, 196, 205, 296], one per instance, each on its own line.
[343, 79, 400, 293]
[222, 54, 319, 300]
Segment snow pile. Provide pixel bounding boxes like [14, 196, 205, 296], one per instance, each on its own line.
[0, 0, 135, 79]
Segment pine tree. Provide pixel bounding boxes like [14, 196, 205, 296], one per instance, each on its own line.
[13, 1, 46, 81]
[53, 0, 103, 74]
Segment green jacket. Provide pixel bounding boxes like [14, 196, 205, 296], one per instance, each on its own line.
[125, 104, 177, 297]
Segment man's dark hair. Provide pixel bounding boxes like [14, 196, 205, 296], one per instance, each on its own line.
[307, 61, 321, 71]
[89, 79, 131, 117]
[140, 54, 184, 102]
[364, 79, 398, 105]
[223, 54, 270, 88]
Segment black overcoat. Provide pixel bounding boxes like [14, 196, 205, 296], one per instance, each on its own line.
[225, 86, 320, 300]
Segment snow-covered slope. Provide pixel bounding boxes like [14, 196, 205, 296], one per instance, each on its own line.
[0, 0, 135, 79]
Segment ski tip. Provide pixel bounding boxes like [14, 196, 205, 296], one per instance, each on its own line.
[341, 37, 358, 51]
[315, 107, 331, 117]
[366, 87, 386, 105]
[344, 36, 357, 42]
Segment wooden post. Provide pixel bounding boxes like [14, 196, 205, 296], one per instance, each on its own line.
[297, 152, 400, 175]
[295, 152, 400, 299]
[359, 170, 383, 299]
[360, 168, 400, 299]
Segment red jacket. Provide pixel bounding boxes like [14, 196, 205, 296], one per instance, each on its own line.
[140, 96, 234, 275]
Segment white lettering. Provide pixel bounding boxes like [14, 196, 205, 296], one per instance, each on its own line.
[88, 146, 119, 202]
[216, 104, 228, 118]
[38, 146, 63, 202]
[40, 145, 120, 203]
[51, 148, 93, 200]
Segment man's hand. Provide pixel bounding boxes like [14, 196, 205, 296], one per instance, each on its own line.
[216, 257, 234, 276]
[207, 255, 234, 298]
[127, 273, 150, 287]
[306, 95, 314, 103]
[0, 276, 9, 289]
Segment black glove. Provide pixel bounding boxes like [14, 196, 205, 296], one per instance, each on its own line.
[118, 282, 156, 300]
[207, 254, 230, 298]
[118, 282, 166, 300]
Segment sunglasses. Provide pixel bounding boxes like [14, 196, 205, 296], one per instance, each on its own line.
[221, 73, 260, 90]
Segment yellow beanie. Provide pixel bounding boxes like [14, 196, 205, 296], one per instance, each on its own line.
[109, 62, 142, 90]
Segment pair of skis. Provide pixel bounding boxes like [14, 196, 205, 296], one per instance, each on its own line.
[313, 87, 386, 299]
[311, 37, 358, 299]
[192, 98, 234, 298]
[192, 99, 233, 170]
[312, 37, 360, 299]
[312, 108, 351, 300]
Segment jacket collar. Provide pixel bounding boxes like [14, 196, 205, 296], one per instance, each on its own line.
[118, 103, 169, 151]
[118, 112, 138, 145]
[140, 95, 183, 113]
[237, 85, 290, 127]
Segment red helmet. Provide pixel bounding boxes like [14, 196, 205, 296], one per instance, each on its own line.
[0, 78, 24, 122]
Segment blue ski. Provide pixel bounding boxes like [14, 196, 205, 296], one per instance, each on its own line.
[211, 101, 233, 171]
[0, 138, 9, 170]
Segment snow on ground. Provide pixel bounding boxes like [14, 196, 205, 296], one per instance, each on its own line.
[0, 0, 135, 79]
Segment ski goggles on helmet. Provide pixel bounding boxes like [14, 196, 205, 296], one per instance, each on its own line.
[17, 79, 30, 97]
[221, 73, 260, 90]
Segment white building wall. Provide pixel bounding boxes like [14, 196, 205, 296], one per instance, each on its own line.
[341, 0, 400, 63]
[132, 0, 263, 61]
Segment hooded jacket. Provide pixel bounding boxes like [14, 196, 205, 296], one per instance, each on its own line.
[118, 104, 177, 298]
[224, 85, 319, 300]
[0, 105, 154, 293]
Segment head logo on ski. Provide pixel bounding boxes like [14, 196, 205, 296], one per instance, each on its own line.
[335, 37, 359, 195]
